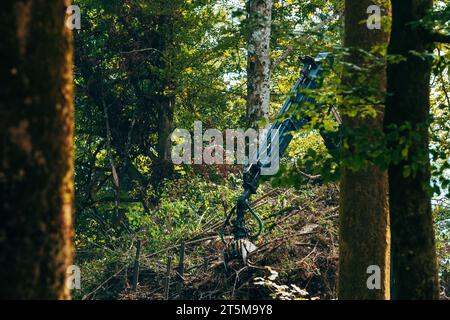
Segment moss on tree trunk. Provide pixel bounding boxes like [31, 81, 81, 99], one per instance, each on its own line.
[0, 0, 74, 299]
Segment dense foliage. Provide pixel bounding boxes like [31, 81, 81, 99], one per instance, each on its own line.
[72, 0, 449, 299]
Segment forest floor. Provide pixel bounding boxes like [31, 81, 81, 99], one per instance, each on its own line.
[117, 184, 340, 300]
[76, 177, 449, 300]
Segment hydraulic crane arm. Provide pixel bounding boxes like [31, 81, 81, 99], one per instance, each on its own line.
[221, 52, 338, 251]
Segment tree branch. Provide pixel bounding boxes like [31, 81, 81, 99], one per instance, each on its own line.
[271, 15, 337, 71]
[271, 46, 294, 71]
[298, 170, 322, 181]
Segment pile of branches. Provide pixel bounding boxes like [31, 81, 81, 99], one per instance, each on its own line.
[119, 183, 340, 300]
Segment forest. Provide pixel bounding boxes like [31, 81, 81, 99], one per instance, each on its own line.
[0, 0, 449, 301]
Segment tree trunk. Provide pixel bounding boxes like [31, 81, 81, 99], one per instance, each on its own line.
[338, 0, 391, 300]
[246, 0, 273, 127]
[154, 10, 176, 186]
[385, 0, 439, 299]
[0, 0, 74, 299]
[156, 93, 175, 183]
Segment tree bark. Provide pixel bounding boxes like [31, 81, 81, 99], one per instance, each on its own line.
[338, 0, 391, 300]
[0, 0, 74, 299]
[154, 10, 176, 186]
[246, 0, 273, 127]
[385, 0, 439, 299]
[156, 92, 175, 183]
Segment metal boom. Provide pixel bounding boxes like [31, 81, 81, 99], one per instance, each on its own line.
[221, 52, 338, 249]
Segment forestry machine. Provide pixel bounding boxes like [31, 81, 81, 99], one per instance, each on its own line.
[220, 52, 340, 263]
